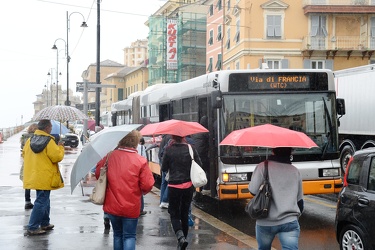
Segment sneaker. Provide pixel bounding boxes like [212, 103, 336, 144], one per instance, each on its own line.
[26, 228, 46, 236]
[24, 202, 34, 210]
[41, 224, 54, 230]
[140, 211, 147, 216]
[159, 202, 169, 209]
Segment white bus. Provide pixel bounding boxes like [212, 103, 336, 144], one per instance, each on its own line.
[112, 69, 346, 200]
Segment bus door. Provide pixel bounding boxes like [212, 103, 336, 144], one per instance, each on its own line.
[159, 104, 171, 122]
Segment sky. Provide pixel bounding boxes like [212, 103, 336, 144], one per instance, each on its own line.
[0, 0, 165, 128]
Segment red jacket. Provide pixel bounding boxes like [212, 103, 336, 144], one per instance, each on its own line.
[95, 147, 154, 218]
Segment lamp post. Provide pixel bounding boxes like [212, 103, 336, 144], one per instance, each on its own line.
[47, 68, 56, 106]
[66, 11, 87, 107]
[52, 39, 67, 106]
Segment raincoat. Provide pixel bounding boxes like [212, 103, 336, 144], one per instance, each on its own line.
[22, 129, 65, 190]
[96, 147, 154, 218]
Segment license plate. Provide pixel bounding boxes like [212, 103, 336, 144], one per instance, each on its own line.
[71, 140, 76, 143]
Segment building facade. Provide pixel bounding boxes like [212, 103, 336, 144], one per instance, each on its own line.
[123, 39, 149, 67]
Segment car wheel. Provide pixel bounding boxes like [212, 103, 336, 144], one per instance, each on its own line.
[340, 145, 354, 175]
[339, 224, 370, 250]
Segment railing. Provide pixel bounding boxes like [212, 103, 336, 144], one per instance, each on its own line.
[0, 126, 24, 142]
[302, 35, 375, 50]
[303, 0, 375, 6]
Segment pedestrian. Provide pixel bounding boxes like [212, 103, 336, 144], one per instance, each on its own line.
[191, 115, 210, 194]
[249, 147, 304, 250]
[137, 137, 147, 216]
[19, 123, 38, 209]
[22, 119, 65, 236]
[161, 135, 202, 250]
[95, 130, 154, 250]
[158, 134, 172, 209]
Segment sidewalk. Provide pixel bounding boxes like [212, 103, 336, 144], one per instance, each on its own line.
[0, 132, 259, 249]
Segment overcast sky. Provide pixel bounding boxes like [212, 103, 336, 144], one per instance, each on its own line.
[0, 0, 164, 128]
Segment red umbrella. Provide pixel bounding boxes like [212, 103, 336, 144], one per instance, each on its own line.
[87, 120, 104, 131]
[140, 119, 208, 137]
[219, 124, 318, 149]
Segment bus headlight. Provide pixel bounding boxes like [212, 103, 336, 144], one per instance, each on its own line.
[321, 168, 340, 177]
[222, 173, 248, 182]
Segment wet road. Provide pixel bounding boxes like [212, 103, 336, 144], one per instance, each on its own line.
[194, 185, 340, 249]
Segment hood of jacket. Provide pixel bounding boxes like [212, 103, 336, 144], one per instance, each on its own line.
[30, 132, 52, 153]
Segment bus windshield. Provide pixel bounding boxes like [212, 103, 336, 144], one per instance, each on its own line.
[219, 92, 338, 161]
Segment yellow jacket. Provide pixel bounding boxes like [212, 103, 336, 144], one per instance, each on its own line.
[22, 129, 65, 190]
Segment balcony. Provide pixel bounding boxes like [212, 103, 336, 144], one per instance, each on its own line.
[303, 0, 375, 14]
[302, 35, 375, 59]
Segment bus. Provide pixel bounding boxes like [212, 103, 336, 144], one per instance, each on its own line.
[111, 69, 346, 200]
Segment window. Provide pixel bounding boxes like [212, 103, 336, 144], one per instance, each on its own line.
[209, 4, 214, 15]
[371, 17, 375, 49]
[234, 19, 240, 43]
[266, 60, 281, 69]
[235, 60, 240, 69]
[310, 15, 327, 49]
[227, 0, 231, 11]
[216, 54, 222, 70]
[347, 158, 362, 185]
[311, 60, 325, 69]
[217, 25, 222, 41]
[207, 57, 213, 72]
[216, 0, 222, 11]
[267, 15, 281, 39]
[208, 30, 214, 45]
[368, 157, 375, 191]
[226, 27, 231, 49]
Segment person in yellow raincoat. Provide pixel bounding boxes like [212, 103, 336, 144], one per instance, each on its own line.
[22, 119, 65, 236]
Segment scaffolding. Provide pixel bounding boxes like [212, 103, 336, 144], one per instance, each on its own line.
[147, 5, 207, 85]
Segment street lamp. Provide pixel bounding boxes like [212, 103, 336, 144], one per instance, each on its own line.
[65, 11, 87, 107]
[52, 39, 67, 105]
[47, 68, 57, 106]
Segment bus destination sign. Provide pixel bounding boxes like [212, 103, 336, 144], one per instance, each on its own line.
[228, 72, 328, 92]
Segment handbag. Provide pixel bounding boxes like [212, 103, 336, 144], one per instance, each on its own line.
[188, 144, 207, 188]
[90, 152, 112, 205]
[245, 160, 272, 219]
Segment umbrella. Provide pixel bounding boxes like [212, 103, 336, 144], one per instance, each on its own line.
[70, 124, 142, 193]
[140, 119, 209, 137]
[50, 120, 70, 135]
[219, 124, 318, 149]
[33, 105, 88, 122]
[87, 120, 104, 131]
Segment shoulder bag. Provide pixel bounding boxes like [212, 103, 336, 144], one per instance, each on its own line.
[245, 160, 272, 219]
[90, 151, 112, 205]
[188, 144, 207, 188]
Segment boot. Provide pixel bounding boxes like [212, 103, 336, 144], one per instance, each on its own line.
[176, 230, 188, 250]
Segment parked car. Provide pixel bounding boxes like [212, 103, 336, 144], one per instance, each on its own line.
[61, 133, 79, 148]
[335, 147, 375, 250]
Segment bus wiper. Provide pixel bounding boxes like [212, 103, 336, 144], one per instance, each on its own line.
[321, 97, 333, 159]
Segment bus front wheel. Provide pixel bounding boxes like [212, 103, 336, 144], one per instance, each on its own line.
[340, 145, 354, 175]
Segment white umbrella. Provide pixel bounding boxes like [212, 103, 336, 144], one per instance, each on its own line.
[70, 124, 143, 193]
[33, 105, 88, 122]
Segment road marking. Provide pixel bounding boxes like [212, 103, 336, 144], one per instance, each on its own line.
[304, 196, 337, 209]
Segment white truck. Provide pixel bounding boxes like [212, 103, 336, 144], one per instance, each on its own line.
[334, 64, 375, 173]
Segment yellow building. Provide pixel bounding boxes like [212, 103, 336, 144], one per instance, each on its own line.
[208, 0, 375, 70]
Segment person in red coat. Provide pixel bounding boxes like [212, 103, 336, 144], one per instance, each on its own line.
[95, 130, 154, 250]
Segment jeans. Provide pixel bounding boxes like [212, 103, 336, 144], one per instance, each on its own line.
[160, 171, 169, 204]
[25, 189, 31, 202]
[28, 190, 51, 230]
[108, 214, 138, 250]
[168, 186, 194, 237]
[256, 220, 300, 250]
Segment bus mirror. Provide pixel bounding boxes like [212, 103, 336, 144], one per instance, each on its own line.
[211, 90, 222, 109]
[336, 98, 345, 116]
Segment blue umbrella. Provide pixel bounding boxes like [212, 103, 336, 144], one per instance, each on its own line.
[51, 120, 70, 135]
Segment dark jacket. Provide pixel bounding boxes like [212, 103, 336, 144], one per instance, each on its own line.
[161, 143, 202, 185]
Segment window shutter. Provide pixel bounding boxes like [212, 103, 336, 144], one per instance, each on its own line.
[325, 59, 333, 70]
[281, 59, 289, 69]
[303, 59, 311, 69]
[311, 16, 319, 36]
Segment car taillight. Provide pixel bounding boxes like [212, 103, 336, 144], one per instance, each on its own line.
[343, 156, 353, 187]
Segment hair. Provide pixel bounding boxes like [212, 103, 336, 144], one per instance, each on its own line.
[172, 135, 183, 143]
[139, 137, 145, 145]
[272, 147, 292, 156]
[38, 120, 52, 131]
[118, 130, 142, 149]
[27, 124, 38, 133]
